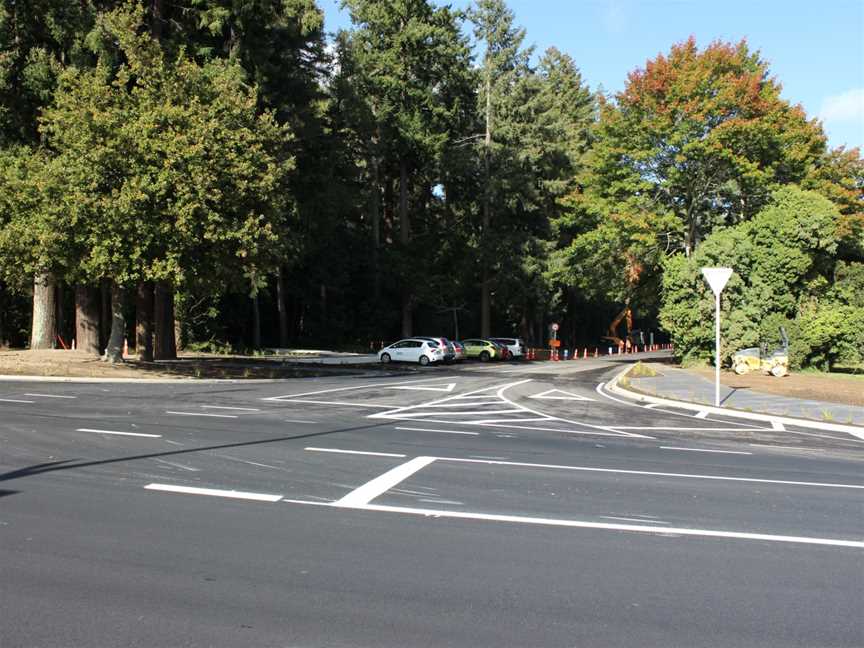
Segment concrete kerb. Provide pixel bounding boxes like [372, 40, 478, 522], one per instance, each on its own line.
[605, 365, 864, 441]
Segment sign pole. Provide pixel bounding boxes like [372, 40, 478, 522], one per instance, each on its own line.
[701, 268, 733, 408]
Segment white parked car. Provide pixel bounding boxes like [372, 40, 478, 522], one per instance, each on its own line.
[378, 339, 445, 366]
[491, 337, 526, 359]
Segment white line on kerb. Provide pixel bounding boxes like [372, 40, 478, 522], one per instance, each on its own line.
[305, 447, 407, 458]
[77, 428, 162, 438]
[334, 456, 437, 507]
[164, 411, 238, 419]
[201, 405, 260, 412]
[24, 393, 77, 399]
[660, 446, 753, 455]
[0, 398, 35, 403]
[395, 426, 480, 436]
[144, 483, 282, 502]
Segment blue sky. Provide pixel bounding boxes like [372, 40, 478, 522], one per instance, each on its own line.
[320, 0, 864, 152]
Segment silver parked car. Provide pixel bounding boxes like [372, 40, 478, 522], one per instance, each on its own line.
[378, 339, 445, 366]
[490, 337, 526, 359]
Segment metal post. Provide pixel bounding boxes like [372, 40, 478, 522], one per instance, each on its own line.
[714, 291, 721, 407]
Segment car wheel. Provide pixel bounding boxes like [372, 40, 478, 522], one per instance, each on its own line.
[733, 362, 748, 375]
[419, 355, 430, 366]
[479, 351, 490, 362]
[381, 353, 391, 364]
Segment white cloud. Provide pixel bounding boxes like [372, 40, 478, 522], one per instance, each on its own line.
[819, 88, 864, 123]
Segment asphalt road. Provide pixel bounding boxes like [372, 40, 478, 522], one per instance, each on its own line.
[1, 356, 863, 647]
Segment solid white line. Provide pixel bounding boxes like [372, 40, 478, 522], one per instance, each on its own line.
[602, 516, 669, 525]
[165, 411, 238, 419]
[695, 411, 710, 419]
[278, 399, 392, 408]
[395, 426, 480, 436]
[263, 377, 454, 401]
[345, 503, 864, 548]
[77, 428, 162, 438]
[0, 398, 35, 403]
[395, 409, 524, 417]
[24, 393, 77, 399]
[749, 444, 825, 452]
[305, 447, 407, 458]
[771, 419, 786, 431]
[144, 483, 282, 502]
[283, 419, 318, 424]
[660, 446, 753, 455]
[201, 405, 260, 412]
[437, 456, 864, 489]
[334, 456, 437, 507]
[465, 421, 653, 439]
[614, 427, 761, 432]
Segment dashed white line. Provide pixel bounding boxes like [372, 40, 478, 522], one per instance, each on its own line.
[201, 405, 260, 412]
[144, 483, 282, 502]
[164, 411, 238, 419]
[305, 447, 407, 458]
[24, 393, 77, 399]
[0, 398, 35, 403]
[334, 456, 437, 507]
[77, 428, 162, 438]
[395, 426, 480, 436]
[660, 446, 753, 455]
[284, 419, 318, 424]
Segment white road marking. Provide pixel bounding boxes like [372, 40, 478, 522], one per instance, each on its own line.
[263, 377, 456, 401]
[418, 498, 464, 505]
[154, 458, 199, 472]
[660, 446, 753, 455]
[396, 409, 525, 417]
[0, 398, 35, 403]
[771, 420, 786, 431]
[77, 428, 162, 438]
[24, 393, 77, 399]
[305, 447, 407, 458]
[437, 456, 864, 489]
[530, 389, 594, 401]
[695, 411, 710, 419]
[144, 483, 282, 502]
[345, 503, 864, 548]
[214, 454, 284, 470]
[201, 405, 260, 412]
[283, 419, 318, 424]
[164, 411, 238, 419]
[277, 399, 392, 409]
[466, 421, 651, 438]
[749, 444, 825, 452]
[601, 516, 669, 525]
[395, 426, 480, 436]
[387, 383, 456, 393]
[334, 456, 437, 507]
[614, 427, 763, 432]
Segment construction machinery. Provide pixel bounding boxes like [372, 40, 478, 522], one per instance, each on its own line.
[732, 327, 789, 377]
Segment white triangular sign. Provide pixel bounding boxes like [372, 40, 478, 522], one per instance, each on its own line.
[530, 389, 593, 401]
[388, 383, 456, 393]
[701, 267, 733, 296]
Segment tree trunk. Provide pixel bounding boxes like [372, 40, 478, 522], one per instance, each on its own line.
[105, 282, 126, 363]
[75, 285, 101, 355]
[55, 280, 66, 346]
[154, 282, 177, 360]
[251, 292, 261, 349]
[276, 267, 289, 347]
[399, 158, 412, 337]
[100, 279, 111, 352]
[136, 281, 154, 362]
[30, 273, 57, 350]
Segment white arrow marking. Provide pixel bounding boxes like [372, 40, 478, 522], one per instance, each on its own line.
[530, 389, 594, 402]
[387, 383, 456, 393]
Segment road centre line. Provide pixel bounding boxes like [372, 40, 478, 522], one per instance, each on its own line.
[144, 483, 282, 502]
[24, 393, 77, 399]
[344, 502, 864, 549]
[660, 446, 753, 455]
[334, 456, 437, 507]
[201, 405, 260, 412]
[305, 447, 407, 458]
[437, 456, 864, 489]
[77, 428, 162, 438]
[165, 411, 238, 419]
[395, 426, 480, 436]
[262, 377, 458, 401]
[0, 398, 35, 403]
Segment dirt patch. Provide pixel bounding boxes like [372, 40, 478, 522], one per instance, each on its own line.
[690, 366, 864, 407]
[0, 349, 390, 380]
